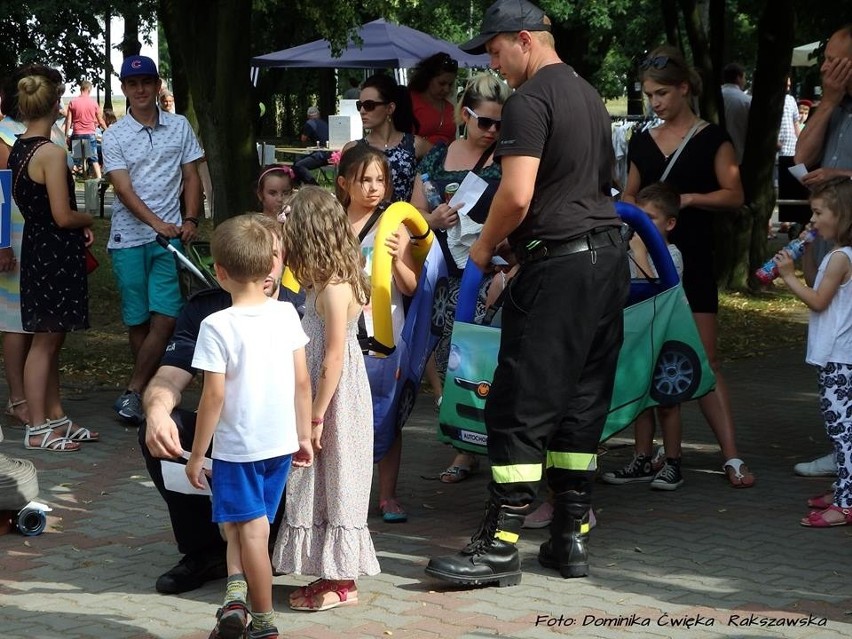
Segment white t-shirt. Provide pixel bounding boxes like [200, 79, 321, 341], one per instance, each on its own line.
[807, 247, 852, 367]
[629, 242, 683, 280]
[192, 299, 308, 462]
[361, 224, 404, 343]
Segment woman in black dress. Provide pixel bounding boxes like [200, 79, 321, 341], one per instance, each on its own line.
[623, 46, 754, 488]
[8, 66, 98, 452]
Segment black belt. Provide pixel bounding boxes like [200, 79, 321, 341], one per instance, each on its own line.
[515, 227, 622, 264]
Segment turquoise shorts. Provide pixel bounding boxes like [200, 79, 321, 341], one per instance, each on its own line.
[110, 239, 184, 326]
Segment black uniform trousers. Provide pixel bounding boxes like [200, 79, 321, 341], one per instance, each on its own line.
[485, 237, 629, 507]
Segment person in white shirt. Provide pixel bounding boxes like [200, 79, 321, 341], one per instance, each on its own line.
[720, 62, 751, 165]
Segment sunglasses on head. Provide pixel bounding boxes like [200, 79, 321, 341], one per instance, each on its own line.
[356, 99, 389, 112]
[639, 55, 671, 70]
[464, 106, 501, 132]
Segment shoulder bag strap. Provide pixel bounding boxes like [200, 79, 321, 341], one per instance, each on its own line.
[472, 142, 497, 174]
[659, 119, 702, 183]
[358, 203, 387, 243]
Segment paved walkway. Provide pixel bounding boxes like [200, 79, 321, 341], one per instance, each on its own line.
[1, 336, 851, 639]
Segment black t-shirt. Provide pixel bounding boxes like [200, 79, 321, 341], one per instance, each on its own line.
[627, 123, 728, 261]
[496, 63, 618, 247]
[159, 286, 304, 376]
[161, 288, 232, 375]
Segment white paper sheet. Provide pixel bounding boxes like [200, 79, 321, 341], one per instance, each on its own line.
[448, 172, 490, 217]
[161, 452, 213, 495]
[788, 163, 808, 183]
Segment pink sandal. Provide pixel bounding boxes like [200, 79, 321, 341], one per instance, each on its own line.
[289, 579, 358, 612]
[800, 505, 852, 527]
[807, 490, 835, 510]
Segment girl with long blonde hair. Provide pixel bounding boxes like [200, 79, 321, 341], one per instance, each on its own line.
[272, 186, 379, 612]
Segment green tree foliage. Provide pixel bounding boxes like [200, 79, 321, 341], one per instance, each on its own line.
[0, 0, 158, 90]
[0, 1, 110, 85]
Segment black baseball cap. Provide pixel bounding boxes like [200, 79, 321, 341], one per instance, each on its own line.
[460, 0, 551, 55]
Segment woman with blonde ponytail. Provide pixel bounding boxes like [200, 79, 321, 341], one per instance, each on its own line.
[7, 67, 97, 452]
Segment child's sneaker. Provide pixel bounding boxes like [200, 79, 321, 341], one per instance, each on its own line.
[247, 622, 279, 639]
[600, 454, 655, 484]
[651, 445, 666, 472]
[650, 459, 684, 491]
[209, 601, 248, 639]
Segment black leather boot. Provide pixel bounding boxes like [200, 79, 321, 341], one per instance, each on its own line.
[538, 491, 590, 578]
[425, 500, 525, 587]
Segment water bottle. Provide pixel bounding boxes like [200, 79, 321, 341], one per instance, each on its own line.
[421, 173, 443, 211]
[755, 229, 816, 284]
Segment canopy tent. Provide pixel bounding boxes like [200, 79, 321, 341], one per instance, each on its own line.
[251, 19, 489, 70]
[791, 41, 820, 67]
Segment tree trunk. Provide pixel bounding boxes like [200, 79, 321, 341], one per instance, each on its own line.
[104, 10, 113, 110]
[739, 0, 796, 290]
[119, 8, 142, 58]
[661, 0, 680, 47]
[160, 0, 257, 224]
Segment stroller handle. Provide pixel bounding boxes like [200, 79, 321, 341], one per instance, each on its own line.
[156, 234, 211, 285]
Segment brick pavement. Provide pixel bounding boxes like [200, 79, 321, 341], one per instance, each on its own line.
[1, 338, 851, 639]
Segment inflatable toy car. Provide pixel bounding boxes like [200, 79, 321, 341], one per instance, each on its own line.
[437, 201, 715, 454]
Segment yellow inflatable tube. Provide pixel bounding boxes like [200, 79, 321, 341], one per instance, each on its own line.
[281, 267, 300, 294]
[370, 202, 433, 356]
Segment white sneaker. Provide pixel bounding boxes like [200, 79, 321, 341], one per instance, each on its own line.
[793, 452, 836, 477]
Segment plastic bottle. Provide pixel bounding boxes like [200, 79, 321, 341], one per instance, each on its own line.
[755, 229, 816, 284]
[421, 173, 443, 211]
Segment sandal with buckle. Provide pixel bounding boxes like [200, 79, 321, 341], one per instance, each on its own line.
[440, 455, 479, 484]
[208, 600, 248, 639]
[48, 416, 99, 443]
[24, 422, 81, 453]
[289, 579, 358, 612]
[379, 498, 408, 523]
[807, 490, 835, 510]
[800, 504, 852, 527]
[5, 399, 28, 428]
[723, 458, 755, 488]
[288, 578, 325, 606]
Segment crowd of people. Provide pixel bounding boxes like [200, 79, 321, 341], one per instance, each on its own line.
[1, 1, 850, 637]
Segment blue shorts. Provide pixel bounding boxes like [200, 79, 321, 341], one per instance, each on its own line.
[211, 455, 292, 524]
[71, 134, 98, 163]
[110, 239, 184, 326]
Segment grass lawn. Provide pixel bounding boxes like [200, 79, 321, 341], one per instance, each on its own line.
[3, 216, 809, 392]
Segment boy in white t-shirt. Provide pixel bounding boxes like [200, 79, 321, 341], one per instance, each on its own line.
[602, 183, 687, 491]
[186, 214, 313, 639]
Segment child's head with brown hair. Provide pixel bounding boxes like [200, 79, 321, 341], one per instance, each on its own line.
[636, 182, 681, 240]
[335, 144, 390, 211]
[16, 66, 64, 121]
[256, 164, 297, 219]
[283, 186, 370, 305]
[211, 214, 279, 283]
[810, 177, 852, 247]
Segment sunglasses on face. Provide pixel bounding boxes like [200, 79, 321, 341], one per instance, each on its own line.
[356, 100, 388, 112]
[639, 55, 670, 70]
[464, 106, 501, 132]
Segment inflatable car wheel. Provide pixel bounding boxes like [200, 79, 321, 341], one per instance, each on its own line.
[430, 277, 450, 336]
[395, 380, 417, 431]
[650, 340, 701, 405]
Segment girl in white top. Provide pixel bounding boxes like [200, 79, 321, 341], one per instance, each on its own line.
[336, 144, 417, 524]
[776, 177, 852, 528]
